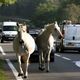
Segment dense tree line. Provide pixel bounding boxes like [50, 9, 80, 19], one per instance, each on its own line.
[0, 0, 80, 27]
[0, 0, 16, 5]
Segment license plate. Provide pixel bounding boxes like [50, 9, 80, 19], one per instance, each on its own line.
[8, 37, 14, 39]
[67, 43, 74, 46]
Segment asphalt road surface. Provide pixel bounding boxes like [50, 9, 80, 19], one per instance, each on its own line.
[0, 41, 80, 80]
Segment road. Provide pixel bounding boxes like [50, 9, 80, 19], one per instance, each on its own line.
[0, 41, 80, 80]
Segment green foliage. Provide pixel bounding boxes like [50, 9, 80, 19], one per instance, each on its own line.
[36, 1, 58, 15]
[33, 0, 60, 26]
[66, 0, 80, 5]
[0, 0, 16, 5]
[0, 60, 8, 80]
[64, 4, 80, 22]
[58, 3, 80, 23]
[0, 0, 80, 27]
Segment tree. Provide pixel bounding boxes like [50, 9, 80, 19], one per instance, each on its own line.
[0, 0, 16, 5]
[33, 0, 60, 27]
[60, 4, 80, 23]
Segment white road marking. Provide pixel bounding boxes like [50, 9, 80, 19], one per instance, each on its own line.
[0, 46, 23, 80]
[55, 54, 61, 57]
[73, 61, 80, 68]
[61, 56, 71, 61]
[55, 53, 71, 61]
[55, 53, 80, 68]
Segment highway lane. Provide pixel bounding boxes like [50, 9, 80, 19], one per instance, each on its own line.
[1, 41, 80, 80]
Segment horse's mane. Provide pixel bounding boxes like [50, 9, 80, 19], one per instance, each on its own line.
[44, 23, 54, 30]
[37, 23, 55, 38]
[42, 23, 55, 33]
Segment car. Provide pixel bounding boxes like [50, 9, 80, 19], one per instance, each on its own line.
[56, 23, 80, 52]
[29, 28, 40, 39]
[1, 21, 17, 43]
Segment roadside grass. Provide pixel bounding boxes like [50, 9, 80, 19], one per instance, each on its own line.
[0, 59, 8, 80]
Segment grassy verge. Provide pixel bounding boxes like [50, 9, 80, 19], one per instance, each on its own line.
[0, 59, 8, 80]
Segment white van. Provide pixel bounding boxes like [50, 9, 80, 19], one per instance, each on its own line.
[57, 24, 80, 52]
[1, 21, 17, 43]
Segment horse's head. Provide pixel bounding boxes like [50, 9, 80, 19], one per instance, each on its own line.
[54, 21, 63, 38]
[17, 23, 27, 44]
[44, 21, 63, 38]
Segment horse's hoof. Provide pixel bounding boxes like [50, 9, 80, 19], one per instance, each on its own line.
[18, 73, 23, 76]
[39, 67, 45, 71]
[24, 76, 29, 79]
[24, 76, 27, 78]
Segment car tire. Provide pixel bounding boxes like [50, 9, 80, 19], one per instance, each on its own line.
[1, 39, 4, 43]
[78, 49, 80, 53]
[59, 46, 64, 53]
[56, 46, 60, 52]
[50, 50, 55, 62]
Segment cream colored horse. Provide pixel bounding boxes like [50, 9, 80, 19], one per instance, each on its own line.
[36, 21, 63, 72]
[13, 23, 36, 78]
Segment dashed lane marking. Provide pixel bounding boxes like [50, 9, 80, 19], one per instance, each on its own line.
[55, 53, 80, 68]
[55, 53, 71, 61]
[0, 46, 23, 80]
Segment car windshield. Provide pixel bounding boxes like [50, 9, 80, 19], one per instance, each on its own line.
[3, 26, 17, 31]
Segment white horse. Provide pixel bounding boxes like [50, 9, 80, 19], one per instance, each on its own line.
[13, 23, 36, 78]
[36, 21, 63, 72]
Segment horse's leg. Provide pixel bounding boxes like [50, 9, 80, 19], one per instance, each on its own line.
[16, 54, 23, 76]
[39, 50, 45, 71]
[39, 49, 42, 69]
[21, 62, 28, 78]
[21, 53, 30, 79]
[46, 49, 51, 72]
